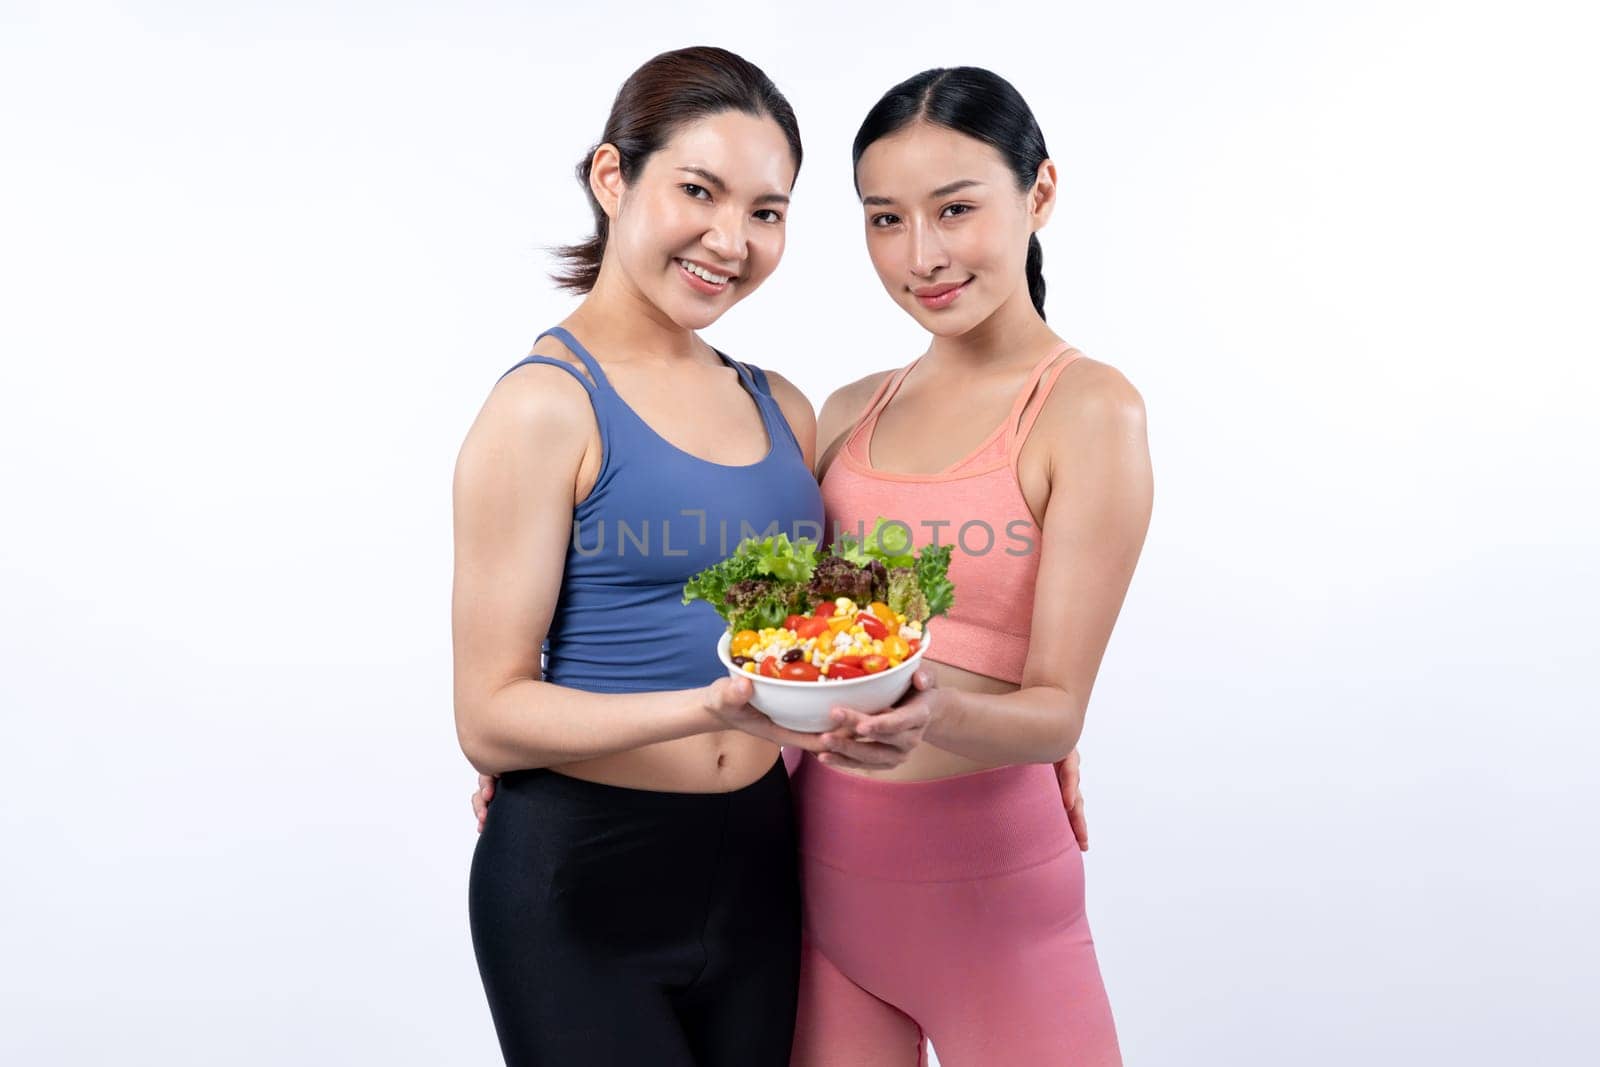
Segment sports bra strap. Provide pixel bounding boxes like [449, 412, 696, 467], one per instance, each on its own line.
[497, 354, 596, 392]
[1010, 346, 1081, 447]
[533, 326, 613, 392]
[862, 360, 920, 425]
[741, 360, 771, 397]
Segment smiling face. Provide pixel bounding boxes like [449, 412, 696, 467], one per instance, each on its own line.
[595, 110, 796, 331]
[856, 121, 1050, 336]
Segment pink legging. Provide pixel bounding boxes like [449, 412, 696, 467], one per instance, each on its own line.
[788, 752, 1122, 1067]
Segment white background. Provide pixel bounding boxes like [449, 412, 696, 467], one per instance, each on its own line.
[3, 1, 1597, 1064]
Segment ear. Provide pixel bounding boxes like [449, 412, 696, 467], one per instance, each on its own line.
[1028, 158, 1058, 233]
[588, 143, 626, 221]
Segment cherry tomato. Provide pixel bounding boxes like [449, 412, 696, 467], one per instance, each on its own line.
[856, 613, 889, 640]
[759, 656, 783, 679]
[832, 655, 864, 668]
[827, 663, 866, 680]
[731, 629, 759, 656]
[860, 654, 890, 674]
[796, 616, 832, 640]
[827, 614, 854, 635]
[783, 614, 806, 631]
[813, 601, 836, 618]
[882, 634, 910, 661]
[868, 602, 896, 625]
[906, 638, 921, 655]
[779, 660, 821, 682]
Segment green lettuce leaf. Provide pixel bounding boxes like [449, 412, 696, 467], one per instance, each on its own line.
[681, 533, 820, 628]
[829, 517, 915, 569]
[914, 543, 955, 620]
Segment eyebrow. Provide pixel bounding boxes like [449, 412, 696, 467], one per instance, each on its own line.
[861, 178, 986, 207]
[678, 166, 791, 206]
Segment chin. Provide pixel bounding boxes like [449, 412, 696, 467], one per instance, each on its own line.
[670, 302, 727, 331]
[906, 301, 983, 337]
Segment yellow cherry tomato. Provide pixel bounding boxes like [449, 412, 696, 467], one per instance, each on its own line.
[731, 629, 759, 657]
[868, 601, 896, 626]
[882, 634, 910, 661]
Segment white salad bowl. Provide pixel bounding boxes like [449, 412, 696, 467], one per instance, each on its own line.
[715, 626, 932, 733]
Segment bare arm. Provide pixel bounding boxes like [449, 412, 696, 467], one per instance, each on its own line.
[919, 367, 1154, 764]
[451, 364, 727, 777]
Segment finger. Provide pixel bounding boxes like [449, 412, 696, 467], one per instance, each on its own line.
[704, 676, 753, 712]
[854, 708, 929, 745]
[826, 706, 873, 733]
[762, 719, 833, 751]
[911, 669, 937, 691]
[821, 735, 904, 768]
[1071, 794, 1089, 851]
[731, 713, 829, 753]
[818, 750, 886, 772]
[822, 706, 910, 746]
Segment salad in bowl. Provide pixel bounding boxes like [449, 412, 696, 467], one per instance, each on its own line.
[681, 519, 955, 732]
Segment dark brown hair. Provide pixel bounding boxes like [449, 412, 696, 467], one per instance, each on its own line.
[552, 46, 803, 293]
[853, 68, 1052, 320]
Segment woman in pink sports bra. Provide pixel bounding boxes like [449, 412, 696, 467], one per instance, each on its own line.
[788, 67, 1153, 1066]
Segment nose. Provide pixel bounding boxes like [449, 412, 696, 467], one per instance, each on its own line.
[701, 206, 748, 265]
[908, 217, 948, 277]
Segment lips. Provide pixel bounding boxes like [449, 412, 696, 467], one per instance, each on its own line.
[912, 277, 973, 309]
[679, 258, 737, 281]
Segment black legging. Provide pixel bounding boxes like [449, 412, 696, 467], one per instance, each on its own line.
[469, 756, 801, 1066]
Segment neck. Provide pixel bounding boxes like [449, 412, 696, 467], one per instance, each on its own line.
[565, 256, 704, 364]
[923, 283, 1058, 374]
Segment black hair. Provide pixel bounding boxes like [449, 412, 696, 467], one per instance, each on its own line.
[853, 67, 1051, 319]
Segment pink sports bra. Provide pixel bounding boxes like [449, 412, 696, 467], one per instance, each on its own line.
[819, 344, 1082, 684]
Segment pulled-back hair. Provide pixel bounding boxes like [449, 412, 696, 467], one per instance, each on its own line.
[853, 67, 1051, 319]
[553, 46, 802, 293]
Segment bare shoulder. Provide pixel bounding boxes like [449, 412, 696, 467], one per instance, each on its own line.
[455, 351, 595, 502]
[818, 368, 896, 443]
[814, 367, 897, 480]
[1042, 353, 1148, 440]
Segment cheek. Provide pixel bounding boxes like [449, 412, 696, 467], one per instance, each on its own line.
[749, 227, 786, 278]
[622, 191, 692, 257]
[952, 223, 1010, 275]
[865, 233, 904, 286]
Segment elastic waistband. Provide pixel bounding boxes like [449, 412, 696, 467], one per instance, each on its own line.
[791, 753, 1072, 882]
[498, 754, 786, 811]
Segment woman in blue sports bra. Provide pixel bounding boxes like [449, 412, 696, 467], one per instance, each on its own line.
[453, 47, 874, 1066]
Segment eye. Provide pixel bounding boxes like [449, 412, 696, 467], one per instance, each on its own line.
[754, 208, 784, 223]
[681, 183, 711, 200]
[869, 213, 901, 228]
[942, 203, 973, 219]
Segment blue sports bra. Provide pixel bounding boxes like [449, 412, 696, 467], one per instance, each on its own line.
[497, 327, 825, 693]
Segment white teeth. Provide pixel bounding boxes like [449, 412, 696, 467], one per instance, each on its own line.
[679, 259, 730, 285]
